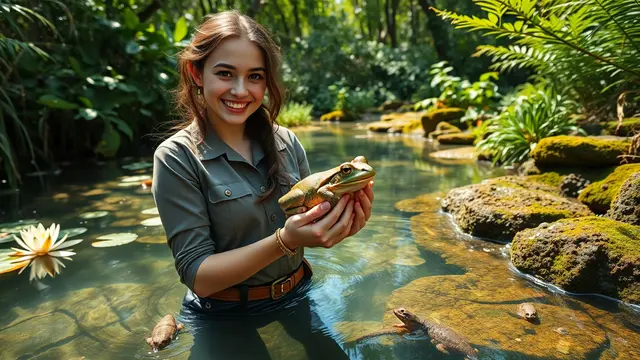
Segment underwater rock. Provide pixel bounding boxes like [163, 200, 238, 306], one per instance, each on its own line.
[420, 108, 466, 135]
[578, 164, 640, 213]
[436, 133, 475, 145]
[530, 135, 630, 167]
[442, 176, 591, 241]
[428, 146, 477, 165]
[511, 216, 640, 304]
[395, 192, 445, 213]
[606, 171, 640, 225]
[559, 173, 591, 198]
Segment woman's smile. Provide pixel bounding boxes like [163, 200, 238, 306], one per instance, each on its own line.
[221, 99, 251, 114]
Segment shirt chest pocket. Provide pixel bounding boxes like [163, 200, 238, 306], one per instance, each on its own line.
[207, 181, 255, 233]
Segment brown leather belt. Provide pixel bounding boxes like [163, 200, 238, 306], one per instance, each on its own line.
[208, 258, 311, 301]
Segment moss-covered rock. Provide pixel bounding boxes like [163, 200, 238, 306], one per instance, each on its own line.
[428, 121, 461, 139]
[367, 113, 423, 133]
[578, 164, 640, 213]
[511, 216, 640, 304]
[606, 171, 640, 225]
[380, 113, 401, 122]
[377, 100, 405, 112]
[601, 118, 640, 137]
[320, 110, 357, 122]
[420, 108, 466, 135]
[436, 132, 475, 145]
[442, 176, 592, 241]
[559, 173, 591, 198]
[530, 135, 630, 167]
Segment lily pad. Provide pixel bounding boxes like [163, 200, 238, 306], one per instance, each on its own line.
[121, 162, 153, 171]
[0, 233, 14, 244]
[0, 219, 39, 233]
[91, 233, 138, 248]
[120, 175, 151, 183]
[117, 182, 141, 187]
[140, 217, 162, 226]
[79, 211, 109, 219]
[59, 227, 87, 239]
[141, 207, 159, 215]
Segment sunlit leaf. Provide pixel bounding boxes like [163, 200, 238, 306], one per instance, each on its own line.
[92, 232, 138, 247]
[77, 108, 98, 120]
[141, 207, 159, 215]
[59, 227, 87, 239]
[121, 175, 151, 183]
[174, 16, 188, 43]
[123, 8, 139, 29]
[125, 41, 142, 55]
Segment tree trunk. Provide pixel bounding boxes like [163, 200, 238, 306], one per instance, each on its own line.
[291, 0, 303, 37]
[417, 0, 454, 67]
[272, 0, 290, 36]
[199, 0, 208, 18]
[410, 0, 417, 45]
[384, 0, 399, 48]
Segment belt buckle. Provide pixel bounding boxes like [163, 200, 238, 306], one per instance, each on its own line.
[271, 275, 293, 300]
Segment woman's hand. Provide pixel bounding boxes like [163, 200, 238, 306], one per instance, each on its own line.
[347, 180, 374, 237]
[280, 195, 356, 249]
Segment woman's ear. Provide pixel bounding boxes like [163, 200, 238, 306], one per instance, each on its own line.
[187, 61, 203, 87]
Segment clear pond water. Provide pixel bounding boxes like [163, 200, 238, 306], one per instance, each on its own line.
[0, 122, 638, 360]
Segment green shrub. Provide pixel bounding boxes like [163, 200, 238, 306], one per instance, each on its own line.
[278, 103, 313, 127]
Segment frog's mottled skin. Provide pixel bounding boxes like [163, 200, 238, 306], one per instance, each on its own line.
[278, 156, 376, 217]
[517, 302, 538, 322]
[146, 314, 184, 352]
[355, 307, 479, 360]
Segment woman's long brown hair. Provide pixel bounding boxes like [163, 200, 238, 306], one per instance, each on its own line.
[174, 10, 286, 202]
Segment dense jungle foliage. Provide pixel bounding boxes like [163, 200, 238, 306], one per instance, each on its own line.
[1, 0, 638, 191]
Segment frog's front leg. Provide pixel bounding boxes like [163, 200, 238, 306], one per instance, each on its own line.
[279, 189, 308, 217]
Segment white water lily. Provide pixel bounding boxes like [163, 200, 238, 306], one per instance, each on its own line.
[0, 223, 83, 281]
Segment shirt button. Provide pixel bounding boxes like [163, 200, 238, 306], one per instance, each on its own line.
[260, 185, 267, 193]
[270, 213, 277, 222]
[205, 302, 211, 309]
[224, 189, 232, 197]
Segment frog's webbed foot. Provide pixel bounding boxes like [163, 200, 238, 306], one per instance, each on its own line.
[146, 337, 152, 346]
[435, 343, 449, 354]
[176, 323, 184, 331]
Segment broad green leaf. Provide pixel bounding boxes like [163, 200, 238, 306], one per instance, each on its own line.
[123, 9, 139, 29]
[174, 16, 188, 43]
[78, 97, 93, 108]
[108, 117, 133, 141]
[79, 211, 109, 219]
[68, 56, 83, 76]
[125, 41, 142, 55]
[140, 108, 152, 116]
[95, 124, 121, 158]
[488, 13, 499, 25]
[37, 95, 78, 110]
[92, 233, 138, 247]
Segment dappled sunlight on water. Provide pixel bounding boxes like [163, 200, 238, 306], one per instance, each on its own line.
[0, 122, 638, 359]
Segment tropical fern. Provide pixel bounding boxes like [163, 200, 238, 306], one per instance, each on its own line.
[432, 0, 640, 116]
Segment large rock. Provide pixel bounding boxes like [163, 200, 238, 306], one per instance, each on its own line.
[442, 176, 593, 241]
[607, 171, 640, 225]
[530, 135, 630, 167]
[320, 110, 357, 122]
[511, 216, 640, 304]
[436, 132, 475, 145]
[420, 108, 465, 135]
[428, 121, 461, 139]
[578, 164, 640, 213]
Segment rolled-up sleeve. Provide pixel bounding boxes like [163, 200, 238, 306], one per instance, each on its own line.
[151, 144, 214, 290]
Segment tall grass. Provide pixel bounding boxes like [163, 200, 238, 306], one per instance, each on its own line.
[277, 102, 313, 128]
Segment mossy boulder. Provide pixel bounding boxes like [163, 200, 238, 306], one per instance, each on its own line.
[601, 118, 640, 137]
[530, 135, 630, 167]
[377, 100, 405, 112]
[320, 110, 357, 122]
[578, 164, 640, 213]
[367, 112, 422, 133]
[606, 171, 640, 225]
[436, 132, 475, 145]
[428, 121, 461, 139]
[442, 176, 592, 241]
[511, 216, 640, 304]
[420, 108, 466, 135]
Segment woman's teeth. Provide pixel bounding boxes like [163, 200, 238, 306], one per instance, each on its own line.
[223, 100, 248, 109]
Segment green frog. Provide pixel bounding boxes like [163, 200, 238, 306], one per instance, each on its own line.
[278, 156, 376, 217]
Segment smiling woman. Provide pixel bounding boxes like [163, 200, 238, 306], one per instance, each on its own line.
[151, 10, 374, 359]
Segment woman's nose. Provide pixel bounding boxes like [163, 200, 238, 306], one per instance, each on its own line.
[230, 79, 249, 97]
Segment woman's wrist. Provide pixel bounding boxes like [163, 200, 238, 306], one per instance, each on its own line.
[278, 227, 298, 251]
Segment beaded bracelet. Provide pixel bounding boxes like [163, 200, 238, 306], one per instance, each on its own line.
[275, 227, 297, 257]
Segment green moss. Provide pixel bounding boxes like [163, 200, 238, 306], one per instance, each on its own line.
[420, 107, 466, 134]
[320, 110, 357, 122]
[601, 118, 640, 137]
[578, 164, 640, 213]
[401, 119, 423, 133]
[527, 172, 565, 187]
[436, 133, 475, 145]
[435, 121, 461, 132]
[530, 135, 631, 167]
[555, 216, 640, 260]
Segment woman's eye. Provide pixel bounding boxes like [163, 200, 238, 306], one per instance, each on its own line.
[216, 71, 232, 77]
[249, 73, 264, 80]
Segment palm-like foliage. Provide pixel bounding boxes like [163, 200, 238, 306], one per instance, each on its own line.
[432, 0, 640, 117]
[477, 84, 584, 165]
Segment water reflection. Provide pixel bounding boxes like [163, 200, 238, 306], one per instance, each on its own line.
[0, 122, 637, 359]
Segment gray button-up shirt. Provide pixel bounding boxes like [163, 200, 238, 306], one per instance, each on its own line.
[151, 121, 310, 291]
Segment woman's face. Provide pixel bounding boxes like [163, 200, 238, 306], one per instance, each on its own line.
[190, 36, 267, 128]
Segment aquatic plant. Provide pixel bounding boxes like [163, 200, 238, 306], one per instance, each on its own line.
[0, 223, 82, 281]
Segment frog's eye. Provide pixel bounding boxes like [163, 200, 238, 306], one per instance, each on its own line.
[341, 165, 352, 175]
